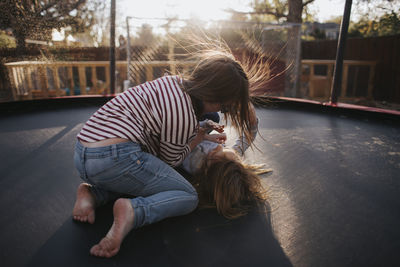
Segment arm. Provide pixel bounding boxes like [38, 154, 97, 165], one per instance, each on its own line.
[188, 127, 227, 150]
[160, 126, 206, 167]
[189, 127, 206, 150]
[232, 103, 258, 156]
[204, 132, 227, 144]
[199, 119, 225, 133]
[158, 76, 205, 166]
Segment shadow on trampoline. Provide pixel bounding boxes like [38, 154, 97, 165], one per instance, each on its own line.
[27, 202, 292, 267]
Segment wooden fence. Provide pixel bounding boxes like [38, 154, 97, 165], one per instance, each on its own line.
[4, 59, 377, 101]
[1, 35, 399, 102]
[301, 59, 377, 99]
[302, 34, 400, 102]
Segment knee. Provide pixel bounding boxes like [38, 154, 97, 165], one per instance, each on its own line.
[192, 192, 199, 208]
[185, 191, 199, 213]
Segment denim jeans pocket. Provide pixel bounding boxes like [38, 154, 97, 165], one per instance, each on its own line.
[100, 169, 146, 196]
[92, 152, 147, 195]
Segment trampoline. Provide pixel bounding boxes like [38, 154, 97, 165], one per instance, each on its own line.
[0, 96, 399, 267]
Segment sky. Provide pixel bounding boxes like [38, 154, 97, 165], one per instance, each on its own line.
[118, 0, 347, 23]
[53, 0, 351, 42]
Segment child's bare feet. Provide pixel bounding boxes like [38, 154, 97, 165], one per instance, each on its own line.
[72, 183, 96, 224]
[90, 198, 135, 258]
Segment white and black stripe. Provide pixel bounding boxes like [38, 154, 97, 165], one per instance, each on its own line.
[77, 76, 197, 166]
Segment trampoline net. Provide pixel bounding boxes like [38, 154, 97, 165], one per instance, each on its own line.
[1, 17, 301, 101]
[125, 18, 302, 97]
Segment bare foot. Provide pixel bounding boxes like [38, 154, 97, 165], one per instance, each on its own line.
[72, 183, 96, 224]
[90, 198, 135, 258]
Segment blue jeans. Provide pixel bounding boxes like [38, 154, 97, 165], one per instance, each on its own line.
[74, 141, 198, 229]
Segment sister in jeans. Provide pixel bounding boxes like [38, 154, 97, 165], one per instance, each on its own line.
[72, 50, 258, 258]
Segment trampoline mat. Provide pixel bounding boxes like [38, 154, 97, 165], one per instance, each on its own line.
[0, 98, 399, 267]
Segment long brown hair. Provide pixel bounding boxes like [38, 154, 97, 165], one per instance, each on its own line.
[175, 30, 271, 148]
[192, 156, 268, 219]
[182, 50, 252, 142]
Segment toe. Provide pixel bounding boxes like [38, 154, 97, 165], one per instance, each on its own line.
[90, 245, 99, 256]
[88, 213, 95, 224]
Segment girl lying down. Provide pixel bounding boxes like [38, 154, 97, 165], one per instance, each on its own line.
[181, 110, 271, 219]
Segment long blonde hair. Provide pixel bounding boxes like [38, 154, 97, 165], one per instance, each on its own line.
[192, 156, 269, 219]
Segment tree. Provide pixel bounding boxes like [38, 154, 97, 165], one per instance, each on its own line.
[310, 27, 326, 39]
[353, 0, 400, 21]
[0, 30, 16, 48]
[379, 11, 400, 35]
[66, 0, 110, 47]
[349, 10, 400, 37]
[228, 0, 316, 23]
[227, 1, 316, 97]
[0, 0, 93, 51]
[347, 0, 400, 37]
[135, 24, 156, 46]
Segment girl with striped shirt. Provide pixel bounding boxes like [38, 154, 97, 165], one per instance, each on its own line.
[77, 75, 197, 167]
[72, 50, 256, 258]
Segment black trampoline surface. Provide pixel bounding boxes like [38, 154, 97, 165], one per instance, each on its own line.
[1, 97, 399, 267]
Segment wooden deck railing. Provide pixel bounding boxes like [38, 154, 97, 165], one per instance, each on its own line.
[4, 60, 193, 100]
[5, 59, 377, 101]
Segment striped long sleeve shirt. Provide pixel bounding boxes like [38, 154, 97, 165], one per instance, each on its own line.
[77, 75, 198, 166]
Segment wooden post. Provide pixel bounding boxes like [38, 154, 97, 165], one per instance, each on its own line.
[327, 63, 334, 97]
[12, 67, 20, 100]
[16, 67, 24, 96]
[68, 66, 74, 95]
[309, 63, 315, 97]
[52, 66, 61, 97]
[340, 64, 349, 98]
[146, 65, 152, 81]
[78, 66, 87, 95]
[351, 66, 359, 97]
[7, 66, 18, 101]
[39, 66, 49, 98]
[91, 66, 98, 94]
[25, 66, 33, 99]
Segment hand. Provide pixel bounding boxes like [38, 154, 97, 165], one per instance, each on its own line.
[205, 133, 227, 144]
[204, 120, 224, 133]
